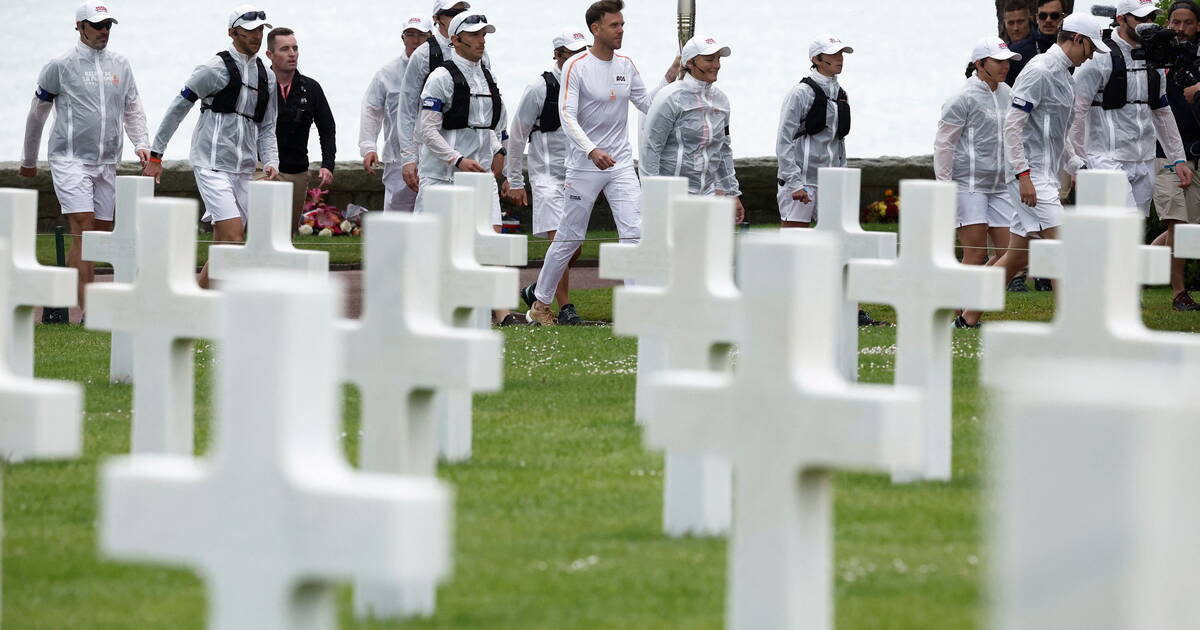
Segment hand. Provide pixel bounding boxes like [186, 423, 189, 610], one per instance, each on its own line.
[1185, 83, 1200, 104]
[791, 188, 812, 204]
[456, 158, 486, 173]
[588, 148, 616, 170]
[318, 167, 334, 188]
[136, 149, 151, 168]
[665, 55, 682, 82]
[18, 166, 37, 178]
[492, 152, 506, 179]
[402, 162, 420, 192]
[507, 187, 529, 206]
[734, 196, 746, 224]
[1018, 175, 1037, 208]
[1177, 162, 1194, 189]
[143, 161, 163, 184]
[363, 152, 380, 174]
[263, 166, 281, 181]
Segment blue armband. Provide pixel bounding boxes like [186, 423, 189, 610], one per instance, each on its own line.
[1012, 97, 1033, 113]
[35, 87, 56, 103]
[421, 97, 444, 112]
[181, 87, 198, 102]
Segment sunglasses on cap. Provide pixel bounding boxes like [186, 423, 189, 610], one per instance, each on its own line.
[459, 14, 487, 26]
[1037, 11, 1063, 20]
[86, 20, 115, 31]
[437, 7, 467, 17]
[234, 10, 267, 26]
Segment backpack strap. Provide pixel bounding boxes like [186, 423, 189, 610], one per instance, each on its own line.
[532, 71, 562, 137]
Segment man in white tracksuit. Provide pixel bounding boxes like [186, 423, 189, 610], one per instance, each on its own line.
[527, 0, 658, 326]
[1069, 0, 1193, 215]
[143, 5, 281, 289]
[641, 34, 744, 220]
[359, 14, 431, 212]
[507, 28, 591, 325]
[21, 1, 150, 312]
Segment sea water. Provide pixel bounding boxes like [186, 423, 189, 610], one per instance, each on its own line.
[0, 0, 994, 162]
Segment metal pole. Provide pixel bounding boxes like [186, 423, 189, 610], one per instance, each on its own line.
[41, 226, 69, 324]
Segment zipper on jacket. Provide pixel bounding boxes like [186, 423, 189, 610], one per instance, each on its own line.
[95, 55, 107, 162]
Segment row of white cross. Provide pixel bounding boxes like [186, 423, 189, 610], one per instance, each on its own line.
[4, 167, 1200, 628]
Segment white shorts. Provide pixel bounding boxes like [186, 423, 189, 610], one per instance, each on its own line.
[1088, 155, 1154, 216]
[957, 190, 1015, 228]
[530, 173, 567, 238]
[1008, 176, 1062, 238]
[777, 183, 818, 223]
[49, 159, 117, 220]
[194, 168, 250, 224]
[382, 163, 416, 212]
[415, 175, 502, 226]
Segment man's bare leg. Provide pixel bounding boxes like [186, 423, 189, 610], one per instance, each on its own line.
[987, 226, 1011, 266]
[491, 224, 513, 323]
[781, 220, 811, 228]
[67, 213, 104, 312]
[198, 217, 245, 290]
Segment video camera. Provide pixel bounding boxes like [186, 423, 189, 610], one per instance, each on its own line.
[1091, 4, 1200, 87]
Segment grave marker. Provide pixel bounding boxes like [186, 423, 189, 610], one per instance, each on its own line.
[613, 194, 739, 537]
[208, 182, 328, 283]
[83, 176, 153, 383]
[453, 172, 527, 267]
[846, 180, 1005, 481]
[342, 210, 501, 618]
[87, 198, 219, 454]
[0, 189, 76, 377]
[101, 272, 451, 630]
[645, 231, 921, 630]
[811, 168, 897, 381]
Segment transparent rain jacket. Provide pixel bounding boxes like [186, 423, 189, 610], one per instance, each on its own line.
[776, 71, 847, 191]
[505, 65, 570, 188]
[1005, 45, 1083, 181]
[416, 56, 506, 182]
[359, 52, 410, 164]
[22, 42, 149, 167]
[151, 46, 279, 174]
[640, 74, 740, 196]
[934, 76, 1012, 194]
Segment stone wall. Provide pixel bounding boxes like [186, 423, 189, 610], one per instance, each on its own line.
[1, 156, 933, 232]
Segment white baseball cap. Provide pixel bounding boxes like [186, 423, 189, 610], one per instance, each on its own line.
[1062, 13, 1112, 53]
[433, 0, 470, 15]
[809, 34, 853, 60]
[450, 11, 494, 36]
[971, 36, 1023, 62]
[1117, 0, 1158, 17]
[228, 5, 271, 30]
[76, 1, 118, 24]
[681, 35, 732, 66]
[403, 15, 432, 34]
[553, 28, 590, 52]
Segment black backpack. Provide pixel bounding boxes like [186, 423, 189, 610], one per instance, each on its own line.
[531, 72, 561, 137]
[794, 77, 851, 140]
[1093, 31, 1164, 111]
[440, 61, 503, 131]
[200, 51, 269, 123]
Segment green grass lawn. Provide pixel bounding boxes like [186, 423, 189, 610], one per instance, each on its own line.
[6, 285, 1198, 629]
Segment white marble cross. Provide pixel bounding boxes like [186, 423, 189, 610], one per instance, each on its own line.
[846, 180, 1005, 482]
[341, 209, 501, 619]
[427, 181, 519, 462]
[83, 176, 153, 383]
[0, 238, 82, 462]
[1030, 170, 1170, 285]
[87, 197, 219, 454]
[984, 206, 1200, 628]
[207, 181, 329, 283]
[0, 189, 76, 377]
[599, 177, 690, 425]
[454, 172, 527, 267]
[613, 194, 738, 537]
[645, 231, 921, 630]
[812, 168, 897, 381]
[100, 271, 451, 630]
[1175, 223, 1200, 259]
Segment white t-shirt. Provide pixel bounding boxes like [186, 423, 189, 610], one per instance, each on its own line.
[559, 50, 654, 172]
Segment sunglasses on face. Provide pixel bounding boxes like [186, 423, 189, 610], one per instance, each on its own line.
[1129, 12, 1157, 23]
[86, 20, 115, 31]
[234, 10, 267, 27]
[1038, 11, 1063, 21]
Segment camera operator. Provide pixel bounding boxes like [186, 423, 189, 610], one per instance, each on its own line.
[1069, 0, 1193, 220]
[1150, 0, 1200, 310]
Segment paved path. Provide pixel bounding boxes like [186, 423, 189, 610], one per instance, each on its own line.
[37, 268, 621, 323]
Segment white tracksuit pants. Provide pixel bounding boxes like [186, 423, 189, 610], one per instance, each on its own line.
[534, 165, 642, 305]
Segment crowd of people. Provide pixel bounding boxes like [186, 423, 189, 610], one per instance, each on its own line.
[20, 0, 1200, 328]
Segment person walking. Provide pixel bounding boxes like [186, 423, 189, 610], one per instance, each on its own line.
[21, 1, 150, 314]
[506, 28, 590, 325]
[935, 37, 1021, 270]
[143, 5, 281, 289]
[265, 26, 336, 232]
[359, 14, 431, 212]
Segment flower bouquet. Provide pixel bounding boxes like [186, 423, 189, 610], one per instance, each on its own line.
[297, 188, 365, 237]
[863, 188, 900, 223]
